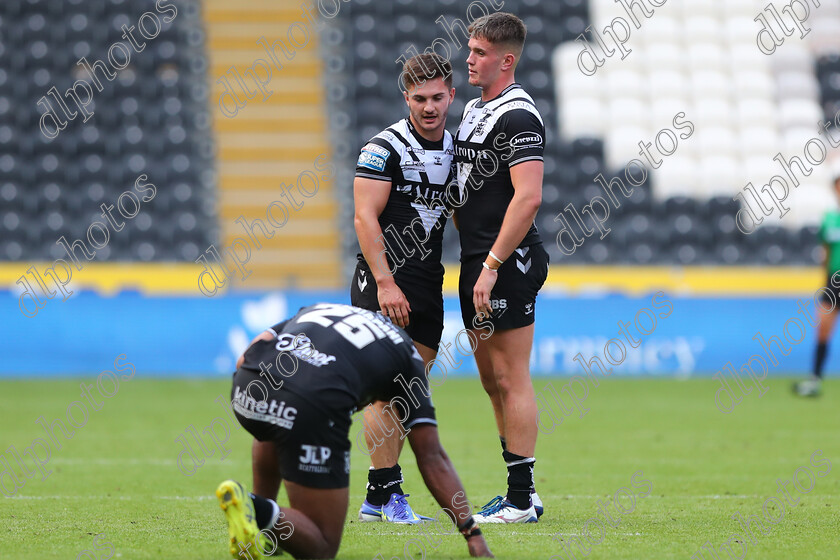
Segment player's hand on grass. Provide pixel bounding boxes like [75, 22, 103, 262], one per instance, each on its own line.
[473, 267, 498, 318]
[467, 535, 494, 558]
[377, 279, 411, 327]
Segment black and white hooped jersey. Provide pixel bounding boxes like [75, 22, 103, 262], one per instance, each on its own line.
[454, 83, 545, 257]
[355, 118, 454, 275]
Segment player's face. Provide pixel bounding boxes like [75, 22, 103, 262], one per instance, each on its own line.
[466, 37, 504, 89]
[403, 76, 455, 139]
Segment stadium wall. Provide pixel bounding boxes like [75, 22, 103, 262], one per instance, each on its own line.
[2, 269, 834, 377]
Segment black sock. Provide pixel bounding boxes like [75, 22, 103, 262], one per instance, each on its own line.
[502, 450, 534, 510]
[815, 342, 828, 379]
[249, 492, 279, 531]
[366, 464, 404, 506]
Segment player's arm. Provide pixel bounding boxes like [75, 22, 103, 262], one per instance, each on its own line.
[472, 160, 543, 317]
[353, 177, 411, 327]
[235, 330, 275, 369]
[407, 424, 493, 557]
[489, 160, 543, 260]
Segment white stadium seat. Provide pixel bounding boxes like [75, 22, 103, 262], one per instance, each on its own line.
[694, 98, 735, 127]
[651, 156, 700, 200]
[609, 98, 650, 133]
[605, 125, 648, 170]
[699, 155, 741, 196]
[739, 127, 782, 158]
[651, 97, 693, 130]
[560, 98, 606, 140]
[688, 43, 726, 72]
[723, 1, 762, 19]
[733, 71, 775, 100]
[644, 42, 683, 73]
[684, 17, 724, 44]
[639, 16, 679, 47]
[606, 69, 646, 101]
[678, 0, 718, 19]
[736, 98, 778, 129]
[779, 99, 824, 130]
[697, 127, 737, 159]
[728, 44, 769, 74]
[647, 71, 689, 99]
[725, 17, 759, 46]
[775, 71, 820, 103]
[690, 71, 730, 99]
[770, 43, 812, 73]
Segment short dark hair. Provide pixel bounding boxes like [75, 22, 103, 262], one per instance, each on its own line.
[401, 53, 453, 91]
[468, 12, 527, 57]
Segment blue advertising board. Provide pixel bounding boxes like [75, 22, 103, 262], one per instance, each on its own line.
[0, 290, 831, 377]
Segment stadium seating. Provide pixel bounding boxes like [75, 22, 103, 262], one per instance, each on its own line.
[4, 0, 839, 272]
[552, 0, 838, 264]
[0, 0, 214, 263]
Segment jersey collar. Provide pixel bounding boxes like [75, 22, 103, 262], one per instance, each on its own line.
[405, 117, 445, 150]
[475, 83, 522, 108]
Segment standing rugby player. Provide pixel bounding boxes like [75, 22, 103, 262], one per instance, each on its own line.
[795, 173, 840, 397]
[351, 53, 456, 522]
[453, 13, 549, 523]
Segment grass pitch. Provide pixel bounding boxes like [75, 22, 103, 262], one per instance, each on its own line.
[1, 377, 838, 559]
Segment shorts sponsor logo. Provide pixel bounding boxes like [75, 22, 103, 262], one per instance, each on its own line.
[344, 451, 351, 474]
[362, 143, 390, 158]
[490, 299, 507, 311]
[275, 333, 336, 367]
[298, 444, 332, 473]
[525, 302, 534, 315]
[358, 151, 386, 172]
[510, 131, 543, 150]
[232, 386, 298, 429]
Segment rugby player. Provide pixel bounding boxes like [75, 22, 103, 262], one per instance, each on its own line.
[351, 53, 456, 522]
[795, 173, 840, 397]
[453, 13, 549, 523]
[215, 303, 493, 559]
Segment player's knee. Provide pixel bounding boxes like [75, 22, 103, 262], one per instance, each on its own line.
[478, 373, 498, 396]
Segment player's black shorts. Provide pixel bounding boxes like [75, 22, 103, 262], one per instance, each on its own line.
[459, 243, 549, 330]
[230, 368, 353, 489]
[350, 257, 444, 350]
[820, 272, 840, 305]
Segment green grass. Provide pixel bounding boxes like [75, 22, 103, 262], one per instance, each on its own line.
[1, 377, 838, 559]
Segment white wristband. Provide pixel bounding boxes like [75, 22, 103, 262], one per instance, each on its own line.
[482, 262, 498, 272]
[488, 251, 504, 265]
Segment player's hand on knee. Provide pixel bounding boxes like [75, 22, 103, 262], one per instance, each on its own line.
[377, 282, 411, 328]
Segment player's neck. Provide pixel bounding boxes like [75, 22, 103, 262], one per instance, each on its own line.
[408, 116, 444, 142]
[481, 76, 516, 102]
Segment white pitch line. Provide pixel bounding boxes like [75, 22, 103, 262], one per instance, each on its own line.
[49, 458, 180, 466]
[8, 495, 216, 501]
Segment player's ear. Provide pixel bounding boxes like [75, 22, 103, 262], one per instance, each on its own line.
[449, 88, 455, 104]
[403, 89, 410, 105]
[502, 52, 516, 71]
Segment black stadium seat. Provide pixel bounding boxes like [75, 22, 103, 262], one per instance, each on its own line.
[0, 0, 214, 262]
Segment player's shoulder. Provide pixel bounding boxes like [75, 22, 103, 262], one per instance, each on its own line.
[364, 118, 409, 150]
[495, 87, 543, 120]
